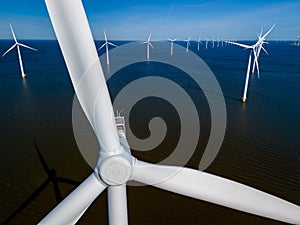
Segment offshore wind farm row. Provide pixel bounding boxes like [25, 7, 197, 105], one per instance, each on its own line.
[1, 22, 279, 103]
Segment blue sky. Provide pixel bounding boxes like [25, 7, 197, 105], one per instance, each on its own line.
[0, 0, 299, 40]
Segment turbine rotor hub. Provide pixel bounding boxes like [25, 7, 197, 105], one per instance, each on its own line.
[98, 153, 132, 186]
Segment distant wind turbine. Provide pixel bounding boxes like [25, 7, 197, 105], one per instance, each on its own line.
[141, 34, 153, 60]
[167, 37, 177, 56]
[185, 36, 191, 52]
[2, 23, 37, 79]
[196, 37, 202, 51]
[205, 38, 209, 50]
[98, 30, 117, 65]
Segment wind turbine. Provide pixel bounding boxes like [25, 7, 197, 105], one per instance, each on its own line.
[184, 36, 191, 52]
[212, 37, 215, 48]
[205, 38, 209, 50]
[2, 23, 37, 79]
[141, 33, 153, 60]
[98, 30, 117, 65]
[196, 37, 202, 51]
[167, 37, 177, 56]
[227, 24, 275, 102]
[41, 1, 300, 224]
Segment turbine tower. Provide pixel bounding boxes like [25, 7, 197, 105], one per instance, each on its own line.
[41, 1, 300, 224]
[2, 24, 37, 79]
[98, 30, 117, 65]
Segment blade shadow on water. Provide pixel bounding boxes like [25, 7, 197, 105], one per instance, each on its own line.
[2, 140, 80, 225]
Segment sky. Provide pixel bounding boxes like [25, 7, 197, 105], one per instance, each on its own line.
[0, 0, 299, 40]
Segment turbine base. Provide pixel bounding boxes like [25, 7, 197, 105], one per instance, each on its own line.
[22, 74, 26, 79]
[242, 98, 247, 102]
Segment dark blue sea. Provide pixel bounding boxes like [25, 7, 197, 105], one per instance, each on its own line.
[0, 40, 299, 225]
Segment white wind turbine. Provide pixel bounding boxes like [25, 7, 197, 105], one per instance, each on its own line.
[184, 36, 191, 52]
[205, 37, 209, 50]
[41, 1, 300, 224]
[227, 24, 275, 102]
[141, 34, 153, 60]
[167, 37, 177, 56]
[2, 23, 37, 79]
[212, 37, 215, 48]
[98, 30, 117, 65]
[196, 37, 202, 51]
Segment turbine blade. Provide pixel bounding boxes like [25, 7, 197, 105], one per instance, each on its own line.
[107, 185, 128, 225]
[261, 46, 269, 55]
[253, 50, 260, 78]
[18, 43, 38, 51]
[98, 42, 106, 51]
[38, 173, 107, 225]
[228, 41, 251, 49]
[3, 179, 50, 225]
[103, 30, 107, 42]
[56, 177, 81, 186]
[132, 160, 300, 224]
[148, 33, 152, 42]
[33, 140, 51, 175]
[9, 23, 17, 43]
[107, 42, 117, 47]
[149, 42, 154, 49]
[45, 0, 121, 153]
[2, 43, 17, 57]
[262, 24, 276, 40]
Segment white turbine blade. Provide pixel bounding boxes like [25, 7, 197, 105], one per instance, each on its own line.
[103, 30, 108, 42]
[38, 173, 107, 225]
[2, 43, 17, 57]
[45, 0, 121, 153]
[148, 33, 152, 42]
[132, 160, 300, 224]
[9, 23, 17, 43]
[18, 43, 38, 51]
[262, 24, 276, 40]
[228, 41, 251, 49]
[107, 185, 128, 225]
[252, 50, 260, 78]
[107, 42, 117, 47]
[98, 42, 107, 51]
[261, 45, 269, 55]
[149, 41, 154, 49]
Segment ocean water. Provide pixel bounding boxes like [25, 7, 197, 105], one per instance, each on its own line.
[0, 40, 299, 225]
